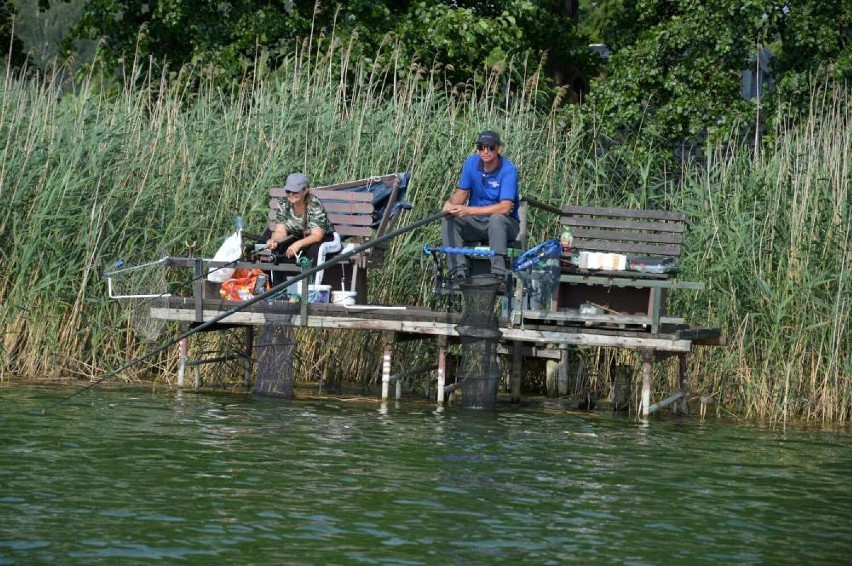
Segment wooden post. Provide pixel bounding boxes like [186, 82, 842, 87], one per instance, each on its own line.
[511, 340, 522, 403]
[193, 259, 203, 322]
[641, 350, 654, 416]
[557, 347, 569, 396]
[677, 352, 689, 415]
[545, 357, 557, 397]
[243, 326, 254, 389]
[380, 332, 394, 401]
[177, 338, 187, 388]
[300, 279, 308, 326]
[650, 287, 662, 334]
[437, 336, 448, 406]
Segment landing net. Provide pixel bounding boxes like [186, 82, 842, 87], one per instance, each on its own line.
[105, 257, 171, 341]
[455, 276, 503, 410]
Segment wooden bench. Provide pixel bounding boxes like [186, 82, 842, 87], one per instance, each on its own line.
[261, 173, 410, 299]
[192, 173, 410, 307]
[522, 203, 704, 333]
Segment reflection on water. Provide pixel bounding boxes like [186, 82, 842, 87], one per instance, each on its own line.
[1, 384, 851, 564]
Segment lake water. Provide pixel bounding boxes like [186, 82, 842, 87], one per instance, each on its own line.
[1, 384, 851, 564]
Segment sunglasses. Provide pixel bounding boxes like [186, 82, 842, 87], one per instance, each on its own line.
[476, 143, 497, 152]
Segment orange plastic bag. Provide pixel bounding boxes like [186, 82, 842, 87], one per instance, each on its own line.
[220, 268, 268, 301]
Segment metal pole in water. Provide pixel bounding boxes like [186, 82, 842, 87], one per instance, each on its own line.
[177, 338, 187, 388]
[381, 341, 392, 401]
[641, 350, 654, 416]
[437, 336, 447, 406]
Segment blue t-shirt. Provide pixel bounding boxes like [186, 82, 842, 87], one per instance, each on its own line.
[457, 154, 520, 221]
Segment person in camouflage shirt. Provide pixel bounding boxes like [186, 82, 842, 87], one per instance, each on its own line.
[266, 172, 336, 268]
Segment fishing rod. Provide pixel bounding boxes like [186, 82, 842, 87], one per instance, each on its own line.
[42, 210, 448, 413]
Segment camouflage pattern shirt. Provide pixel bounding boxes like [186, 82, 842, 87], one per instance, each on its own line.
[275, 194, 334, 237]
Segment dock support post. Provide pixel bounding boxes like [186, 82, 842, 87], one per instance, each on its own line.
[382, 332, 402, 401]
[677, 352, 689, 415]
[437, 336, 448, 406]
[511, 340, 522, 404]
[381, 332, 394, 401]
[557, 347, 569, 397]
[243, 327, 254, 390]
[178, 338, 189, 389]
[177, 338, 187, 388]
[641, 350, 654, 416]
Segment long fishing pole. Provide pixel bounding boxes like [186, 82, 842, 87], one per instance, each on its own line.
[42, 211, 448, 413]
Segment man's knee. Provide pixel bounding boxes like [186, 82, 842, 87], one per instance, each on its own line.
[488, 215, 517, 234]
[487, 215, 518, 241]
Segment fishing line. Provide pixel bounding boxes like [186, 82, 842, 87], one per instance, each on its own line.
[42, 211, 448, 413]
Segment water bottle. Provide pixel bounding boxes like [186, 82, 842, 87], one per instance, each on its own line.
[235, 215, 245, 234]
[560, 225, 573, 255]
[254, 273, 267, 296]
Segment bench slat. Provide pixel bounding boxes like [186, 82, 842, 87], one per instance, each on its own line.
[573, 228, 684, 245]
[310, 189, 375, 202]
[265, 220, 374, 238]
[323, 202, 375, 214]
[571, 239, 682, 256]
[563, 205, 686, 222]
[333, 226, 374, 238]
[561, 216, 686, 233]
[327, 213, 376, 227]
[268, 199, 374, 215]
[269, 187, 375, 201]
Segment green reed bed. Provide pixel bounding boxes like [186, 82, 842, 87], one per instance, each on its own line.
[680, 87, 851, 423]
[0, 48, 848, 421]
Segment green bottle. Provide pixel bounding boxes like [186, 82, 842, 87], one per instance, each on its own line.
[560, 225, 573, 255]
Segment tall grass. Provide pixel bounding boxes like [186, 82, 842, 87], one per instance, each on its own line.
[0, 42, 848, 422]
[678, 85, 852, 423]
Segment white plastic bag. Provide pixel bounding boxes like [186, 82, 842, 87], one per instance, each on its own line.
[207, 231, 243, 282]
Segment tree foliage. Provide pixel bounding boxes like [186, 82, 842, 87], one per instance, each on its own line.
[771, 0, 852, 108]
[2, 0, 848, 152]
[588, 1, 775, 145]
[64, 0, 589, 90]
[587, 0, 851, 147]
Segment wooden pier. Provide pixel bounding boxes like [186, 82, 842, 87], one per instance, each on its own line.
[135, 185, 725, 415]
[150, 292, 723, 414]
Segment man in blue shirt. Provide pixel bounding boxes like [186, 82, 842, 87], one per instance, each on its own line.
[441, 130, 520, 283]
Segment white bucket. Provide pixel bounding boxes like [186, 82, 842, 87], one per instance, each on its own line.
[331, 290, 357, 306]
[307, 284, 331, 304]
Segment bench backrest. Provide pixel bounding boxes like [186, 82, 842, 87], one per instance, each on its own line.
[560, 205, 686, 258]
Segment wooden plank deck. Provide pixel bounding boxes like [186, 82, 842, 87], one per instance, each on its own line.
[150, 297, 706, 352]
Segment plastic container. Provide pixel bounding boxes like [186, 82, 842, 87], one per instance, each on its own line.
[331, 290, 357, 306]
[560, 225, 573, 255]
[253, 273, 268, 296]
[308, 284, 331, 304]
[579, 302, 604, 315]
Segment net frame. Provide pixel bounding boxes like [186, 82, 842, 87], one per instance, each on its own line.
[105, 257, 172, 341]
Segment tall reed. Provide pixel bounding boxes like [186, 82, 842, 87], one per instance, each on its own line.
[0, 41, 848, 422]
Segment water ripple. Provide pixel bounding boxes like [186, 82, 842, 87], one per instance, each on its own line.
[1, 385, 851, 563]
